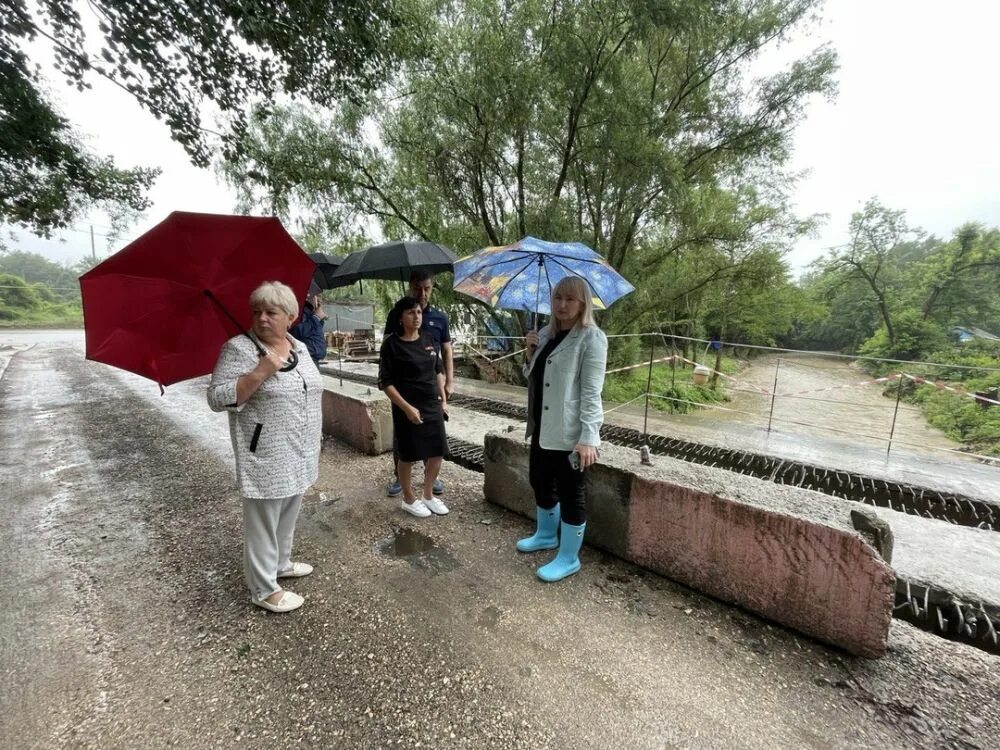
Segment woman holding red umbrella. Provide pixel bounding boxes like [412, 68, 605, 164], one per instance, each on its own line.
[207, 281, 323, 613]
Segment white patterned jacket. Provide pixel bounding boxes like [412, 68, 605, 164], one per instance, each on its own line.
[207, 334, 323, 499]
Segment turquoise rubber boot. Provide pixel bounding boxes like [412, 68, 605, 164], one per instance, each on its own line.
[516, 505, 560, 553]
[537, 522, 586, 582]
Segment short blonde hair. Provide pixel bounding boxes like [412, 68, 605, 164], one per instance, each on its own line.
[545, 275, 596, 336]
[249, 281, 298, 318]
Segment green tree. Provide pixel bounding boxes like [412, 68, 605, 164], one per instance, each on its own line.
[222, 0, 835, 344]
[0, 250, 81, 301]
[917, 224, 1000, 328]
[2, 0, 404, 235]
[0, 272, 42, 319]
[810, 198, 917, 348]
[1, 4, 158, 235]
[858, 308, 949, 362]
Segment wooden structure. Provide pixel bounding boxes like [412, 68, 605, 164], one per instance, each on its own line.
[326, 328, 376, 359]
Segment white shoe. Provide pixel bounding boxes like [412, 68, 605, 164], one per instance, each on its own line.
[423, 496, 449, 515]
[255, 590, 304, 613]
[402, 499, 432, 518]
[277, 562, 313, 578]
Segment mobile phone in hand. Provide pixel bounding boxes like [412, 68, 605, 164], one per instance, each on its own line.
[568, 451, 581, 471]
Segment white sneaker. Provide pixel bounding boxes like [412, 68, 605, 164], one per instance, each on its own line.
[255, 590, 304, 613]
[423, 496, 449, 515]
[277, 562, 313, 578]
[401, 499, 432, 518]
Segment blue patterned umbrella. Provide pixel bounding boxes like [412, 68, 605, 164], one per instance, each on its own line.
[452, 236, 634, 317]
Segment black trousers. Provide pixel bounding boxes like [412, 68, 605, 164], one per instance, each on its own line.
[528, 434, 587, 526]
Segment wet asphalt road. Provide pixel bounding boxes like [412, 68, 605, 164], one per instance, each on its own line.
[1, 336, 999, 749]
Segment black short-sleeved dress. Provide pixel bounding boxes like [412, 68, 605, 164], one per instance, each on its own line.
[378, 333, 448, 462]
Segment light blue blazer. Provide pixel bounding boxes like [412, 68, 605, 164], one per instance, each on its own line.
[524, 325, 608, 451]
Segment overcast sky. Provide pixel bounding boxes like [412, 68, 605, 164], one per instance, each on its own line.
[8, 0, 1000, 276]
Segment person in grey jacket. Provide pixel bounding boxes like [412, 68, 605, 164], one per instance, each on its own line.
[517, 275, 608, 582]
[207, 281, 323, 613]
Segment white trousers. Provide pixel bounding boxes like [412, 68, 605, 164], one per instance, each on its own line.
[242, 493, 303, 602]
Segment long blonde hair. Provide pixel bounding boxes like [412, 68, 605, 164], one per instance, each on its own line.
[545, 275, 596, 336]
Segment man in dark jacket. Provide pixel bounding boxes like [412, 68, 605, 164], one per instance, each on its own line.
[290, 296, 328, 364]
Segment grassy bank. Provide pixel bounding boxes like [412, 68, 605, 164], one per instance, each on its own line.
[869, 342, 1000, 457]
[603, 353, 739, 414]
[0, 318, 83, 329]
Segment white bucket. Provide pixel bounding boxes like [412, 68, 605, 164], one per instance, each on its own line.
[692, 364, 711, 385]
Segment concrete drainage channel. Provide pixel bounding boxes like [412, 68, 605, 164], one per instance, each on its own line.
[335, 370, 1000, 654]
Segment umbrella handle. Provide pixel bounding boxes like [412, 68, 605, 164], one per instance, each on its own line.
[203, 290, 266, 356]
[534, 257, 543, 331]
[279, 349, 299, 372]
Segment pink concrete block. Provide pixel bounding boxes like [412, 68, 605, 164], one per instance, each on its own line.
[321, 390, 393, 455]
[627, 477, 895, 658]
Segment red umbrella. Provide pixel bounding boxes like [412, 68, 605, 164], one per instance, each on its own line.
[80, 211, 314, 390]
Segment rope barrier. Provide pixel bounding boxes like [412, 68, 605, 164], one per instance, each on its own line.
[904, 373, 1000, 407]
[602, 392, 652, 415]
[605, 354, 679, 374]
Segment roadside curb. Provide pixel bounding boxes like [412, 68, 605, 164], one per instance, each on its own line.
[0, 345, 32, 385]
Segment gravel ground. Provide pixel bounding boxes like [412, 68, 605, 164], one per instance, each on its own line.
[2, 343, 998, 749]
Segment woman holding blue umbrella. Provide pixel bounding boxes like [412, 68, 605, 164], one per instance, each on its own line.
[517, 275, 608, 582]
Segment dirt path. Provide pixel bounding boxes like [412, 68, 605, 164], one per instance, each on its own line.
[4, 342, 1000, 748]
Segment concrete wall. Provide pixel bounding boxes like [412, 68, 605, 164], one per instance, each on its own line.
[321, 378, 393, 455]
[483, 433, 895, 658]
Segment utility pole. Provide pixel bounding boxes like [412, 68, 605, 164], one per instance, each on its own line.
[90, 225, 96, 261]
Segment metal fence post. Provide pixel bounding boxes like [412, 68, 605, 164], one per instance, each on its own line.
[766, 357, 781, 433]
[336, 313, 343, 387]
[887, 373, 904, 456]
[642, 336, 654, 439]
[669, 335, 677, 414]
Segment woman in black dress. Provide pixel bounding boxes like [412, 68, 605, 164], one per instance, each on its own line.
[378, 296, 450, 518]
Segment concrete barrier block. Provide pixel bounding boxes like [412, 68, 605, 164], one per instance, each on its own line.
[483, 432, 534, 518]
[627, 477, 894, 658]
[483, 434, 632, 559]
[482, 432, 895, 658]
[321, 378, 393, 455]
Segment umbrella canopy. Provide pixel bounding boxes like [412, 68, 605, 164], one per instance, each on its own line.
[329, 240, 457, 287]
[452, 236, 634, 315]
[80, 211, 314, 388]
[309, 252, 344, 290]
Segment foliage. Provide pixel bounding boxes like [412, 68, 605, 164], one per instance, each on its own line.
[822, 198, 918, 347]
[0, 250, 82, 301]
[796, 210, 1000, 353]
[2, 0, 405, 235]
[221, 0, 836, 350]
[858, 309, 949, 362]
[914, 388, 1000, 457]
[1, 4, 157, 235]
[603, 353, 738, 413]
[914, 224, 1000, 330]
[0, 272, 80, 324]
[907, 341, 1000, 457]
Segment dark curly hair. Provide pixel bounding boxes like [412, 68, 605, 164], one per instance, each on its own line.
[390, 295, 422, 335]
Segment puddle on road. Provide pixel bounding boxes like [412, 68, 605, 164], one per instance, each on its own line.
[374, 527, 460, 574]
[378, 527, 436, 556]
[477, 605, 501, 630]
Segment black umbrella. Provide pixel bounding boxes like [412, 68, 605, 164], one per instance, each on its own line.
[309, 252, 345, 290]
[329, 241, 457, 287]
